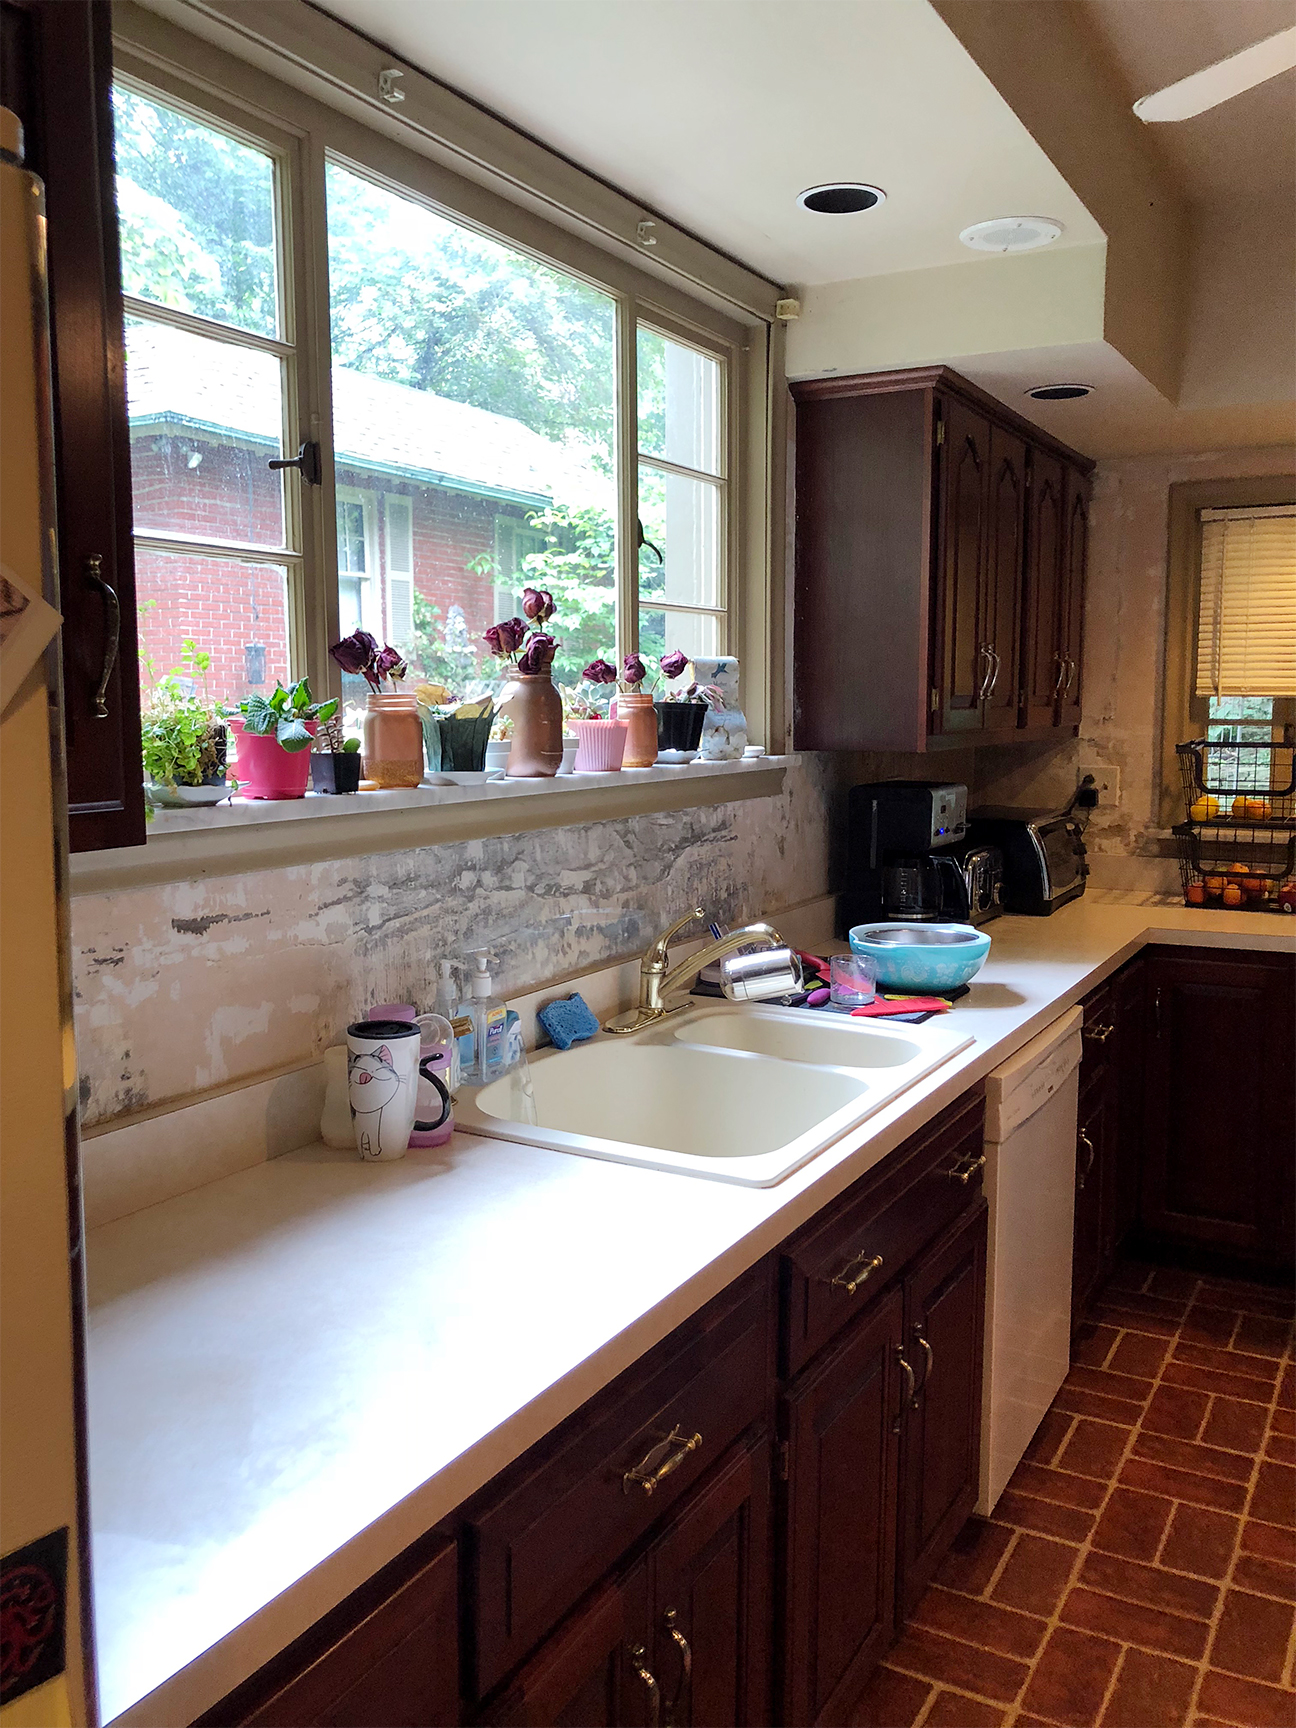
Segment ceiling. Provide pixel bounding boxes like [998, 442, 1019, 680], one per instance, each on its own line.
[317, 0, 1105, 286]
[1078, 0, 1296, 203]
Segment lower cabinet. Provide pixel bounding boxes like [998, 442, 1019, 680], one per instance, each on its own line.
[1071, 1069, 1113, 1328]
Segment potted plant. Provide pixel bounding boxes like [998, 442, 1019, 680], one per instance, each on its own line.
[330, 630, 425, 788]
[485, 588, 563, 777]
[614, 653, 659, 768]
[310, 710, 363, 794]
[567, 659, 627, 772]
[223, 679, 338, 800]
[654, 651, 710, 762]
[139, 638, 228, 808]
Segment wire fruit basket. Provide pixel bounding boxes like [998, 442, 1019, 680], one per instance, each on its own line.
[1174, 823, 1296, 911]
[1177, 740, 1295, 827]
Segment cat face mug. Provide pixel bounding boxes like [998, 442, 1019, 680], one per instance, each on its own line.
[345, 1018, 426, 1160]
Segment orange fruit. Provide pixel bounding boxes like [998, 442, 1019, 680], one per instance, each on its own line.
[1227, 862, 1250, 876]
[1191, 795, 1219, 821]
[1222, 883, 1244, 906]
[1185, 883, 1206, 905]
[1204, 875, 1225, 895]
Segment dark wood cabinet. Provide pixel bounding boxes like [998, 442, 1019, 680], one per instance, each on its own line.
[1138, 947, 1295, 1271]
[790, 365, 1092, 754]
[1, 0, 146, 851]
[487, 1569, 653, 1728]
[1072, 1071, 1112, 1328]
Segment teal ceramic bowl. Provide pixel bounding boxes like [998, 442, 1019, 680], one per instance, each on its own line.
[848, 922, 991, 992]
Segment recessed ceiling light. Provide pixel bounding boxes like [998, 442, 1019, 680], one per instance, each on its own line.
[1026, 383, 1094, 401]
[960, 216, 1064, 253]
[798, 182, 886, 215]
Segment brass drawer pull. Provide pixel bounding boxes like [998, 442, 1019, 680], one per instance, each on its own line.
[662, 1607, 691, 1727]
[948, 1153, 986, 1186]
[1078, 1128, 1096, 1189]
[1084, 1023, 1114, 1044]
[623, 1426, 702, 1496]
[628, 1644, 661, 1728]
[84, 554, 120, 719]
[894, 1347, 915, 1432]
[913, 1324, 933, 1402]
[829, 1249, 883, 1296]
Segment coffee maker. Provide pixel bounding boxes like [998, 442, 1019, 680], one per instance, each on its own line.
[839, 781, 1002, 932]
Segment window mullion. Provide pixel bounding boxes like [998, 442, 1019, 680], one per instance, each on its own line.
[616, 294, 639, 662]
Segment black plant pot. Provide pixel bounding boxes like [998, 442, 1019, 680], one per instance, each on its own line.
[311, 751, 363, 794]
[655, 700, 706, 758]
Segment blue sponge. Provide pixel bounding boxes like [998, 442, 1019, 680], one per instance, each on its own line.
[537, 992, 600, 1051]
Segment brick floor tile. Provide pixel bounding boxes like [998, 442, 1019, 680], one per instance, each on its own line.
[1266, 1432, 1296, 1466]
[1079, 1548, 1219, 1619]
[1175, 1340, 1282, 1385]
[1119, 1455, 1249, 1513]
[934, 1517, 1014, 1597]
[922, 1691, 1008, 1727]
[1053, 1383, 1151, 1425]
[1090, 1487, 1175, 1561]
[1142, 1383, 1211, 1440]
[1133, 1428, 1258, 1484]
[1071, 1322, 1120, 1368]
[1059, 1585, 1210, 1660]
[1199, 1280, 1295, 1321]
[1146, 1267, 1203, 1300]
[1093, 1301, 1182, 1338]
[1006, 1460, 1108, 1511]
[911, 1585, 1047, 1660]
[1022, 1407, 1074, 1468]
[1179, 1305, 1242, 1347]
[1234, 1314, 1296, 1359]
[1065, 1362, 1157, 1404]
[1055, 1417, 1131, 1481]
[990, 1533, 1077, 1618]
[851, 1663, 932, 1727]
[1160, 1504, 1241, 1579]
[990, 1490, 1096, 1544]
[885, 1626, 1029, 1705]
[1280, 1362, 1295, 1409]
[1108, 1331, 1171, 1379]
[1232, 1552, 1296, 1604]
[1269, 1406, 1295, 1439]
[1163, 1359, 1276, 1405]
[1020, 1625, 1122, 1727]
[1241, 1519, 1296, 1566]
[1197, 1669, 1296, 1728]
[1209, 1589, 1296, 1684]
[1248, 1461, 1296, 1527]
[1201, 1397, 1271, 1455]
[1098, 1648, 1198, 1728]
[1104, 1261, 1158, 1294]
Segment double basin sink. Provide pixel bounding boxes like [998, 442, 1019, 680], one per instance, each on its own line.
[456, 1004, 973, 1186]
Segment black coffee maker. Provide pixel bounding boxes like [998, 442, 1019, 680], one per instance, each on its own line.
[839, 781, 971, 934]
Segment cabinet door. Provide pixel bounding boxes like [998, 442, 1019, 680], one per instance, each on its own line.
[933, 397, 992, 737]
[1057, 466, 1089, 730]
[1112, 959, 1147, 1249]
[1072, 1076, 1110, 1330]
[645, 1435, 771, 1728]
[1021, 451, 1065, 731]
[898, 1202, 987, 1618]
[779, 1286, 903, 1727]
[981, 427, 1025, 735]
[486, 1567, 654, 1728]
[1141, 951, 1296, 1268]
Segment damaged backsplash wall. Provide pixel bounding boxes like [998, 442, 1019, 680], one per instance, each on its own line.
[73, 757, 844, 1128]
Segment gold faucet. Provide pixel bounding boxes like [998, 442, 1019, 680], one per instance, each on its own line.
[604, 908, 790, 1034]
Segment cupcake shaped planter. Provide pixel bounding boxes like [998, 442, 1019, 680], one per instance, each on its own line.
[572, 718, 627, 772]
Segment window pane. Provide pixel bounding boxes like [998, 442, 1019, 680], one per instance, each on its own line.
[639, 607, 721, 667]
[126, 319, 286, 548]
[113, 84, 279, 340]
[637, 328, 721, 476]
[638, 467, 720, 609]
[324, 160, 616, 690]
[135, 548, 290, 711]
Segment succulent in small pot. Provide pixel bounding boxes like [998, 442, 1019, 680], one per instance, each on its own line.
[310, 711, 363, 794]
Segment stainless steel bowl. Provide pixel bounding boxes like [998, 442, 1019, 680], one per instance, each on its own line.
[852, 924, 983, 946]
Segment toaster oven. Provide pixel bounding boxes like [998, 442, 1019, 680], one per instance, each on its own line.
[966, 807, 1088, 916]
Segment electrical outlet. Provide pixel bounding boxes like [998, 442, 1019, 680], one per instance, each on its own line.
[1078, 760, 1120, 804]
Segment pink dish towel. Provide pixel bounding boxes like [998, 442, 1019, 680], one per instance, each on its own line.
[850, 995, 951, 1018]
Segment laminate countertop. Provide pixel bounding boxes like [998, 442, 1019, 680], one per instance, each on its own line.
[87, 901, 1294, 1726]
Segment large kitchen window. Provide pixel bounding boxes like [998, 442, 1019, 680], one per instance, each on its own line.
[114, 47, 748, 745]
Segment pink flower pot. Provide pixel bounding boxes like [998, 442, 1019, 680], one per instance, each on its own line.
[572, 718, 628, 772]
[229, 719, 317, 800]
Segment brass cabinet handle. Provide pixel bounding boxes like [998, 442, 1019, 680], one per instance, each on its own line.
[986, 646, 1002, 698]
[623, 1426, 702, 1496]
[947, 1153, 986, 1186]
[976, 644, 995, 703]
[829, 1249, 883, 1296]
[913, 1324, 933, 1403]
[1078, 1128, 1096, 1190]
[1084, 1023, 1114, 1044]
[84, 554, 119, 719]
[662, 1608, 691, 1727]
[894, 1347, 915, 1432]
[628, 1644, 661, 1728]
[1052, 652, 1067, 697]
[1063, 655, 1077, 695]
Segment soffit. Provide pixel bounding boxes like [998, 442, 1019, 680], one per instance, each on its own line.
[1078, 0, 1296, 202]
[316, 0, 1104, 286]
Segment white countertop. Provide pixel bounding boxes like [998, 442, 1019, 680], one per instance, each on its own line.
[87, 901, 1294, 1726]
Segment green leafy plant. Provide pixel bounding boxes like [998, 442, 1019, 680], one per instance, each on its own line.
[140, 637, 225, 791]
[223, 679, 338, 752]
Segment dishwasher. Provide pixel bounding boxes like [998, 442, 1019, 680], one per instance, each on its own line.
[977, 1005, 1084, 1514]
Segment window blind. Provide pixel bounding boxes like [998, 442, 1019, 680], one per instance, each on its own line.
[1195, 504, 1296, 697]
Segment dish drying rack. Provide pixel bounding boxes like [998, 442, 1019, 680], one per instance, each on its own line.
[1174, 740, 1295, 911]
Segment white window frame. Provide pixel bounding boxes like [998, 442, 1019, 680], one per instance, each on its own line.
[334, 485, 379, 637]
[382, 493, 415, 647]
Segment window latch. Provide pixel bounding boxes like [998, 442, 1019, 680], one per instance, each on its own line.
[637, 517, 663, 565]
[268, 441, 322, 486]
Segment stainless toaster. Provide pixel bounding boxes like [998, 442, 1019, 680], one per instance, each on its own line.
[965, 808, 1088, 916]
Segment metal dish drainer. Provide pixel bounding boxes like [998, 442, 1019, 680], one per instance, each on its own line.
[1174, 740, 1296, 910]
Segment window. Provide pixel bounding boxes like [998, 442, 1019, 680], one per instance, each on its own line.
[1195, 506, 1296, 701]
[384, 496, 415, 648]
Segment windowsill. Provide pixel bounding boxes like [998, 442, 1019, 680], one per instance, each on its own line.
[70, 755, 796, 894]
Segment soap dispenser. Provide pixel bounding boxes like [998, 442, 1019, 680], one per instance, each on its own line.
[461, 953, 507, 1084]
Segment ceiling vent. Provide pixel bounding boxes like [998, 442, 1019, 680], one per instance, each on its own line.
[1026, 383, 1094, 401]
[959, 216, 1063, 253]
[798, 183, 886, 215]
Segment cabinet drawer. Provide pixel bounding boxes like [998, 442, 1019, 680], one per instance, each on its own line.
[780, 1091, 985, 1379]
[468, 1264, 772, 1699]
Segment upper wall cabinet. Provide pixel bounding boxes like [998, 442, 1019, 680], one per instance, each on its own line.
[790, 366, 1093, 754]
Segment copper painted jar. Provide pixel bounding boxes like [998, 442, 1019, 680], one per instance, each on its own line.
[502, 672, 563, 777]
[616, 690, 659, 768]
[362, 693, 424, 788]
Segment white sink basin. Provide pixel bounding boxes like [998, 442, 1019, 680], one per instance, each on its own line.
[457, 1004, 973, 1186]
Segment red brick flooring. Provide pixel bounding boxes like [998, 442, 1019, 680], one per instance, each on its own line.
[854, 1262, 1296, 1727]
